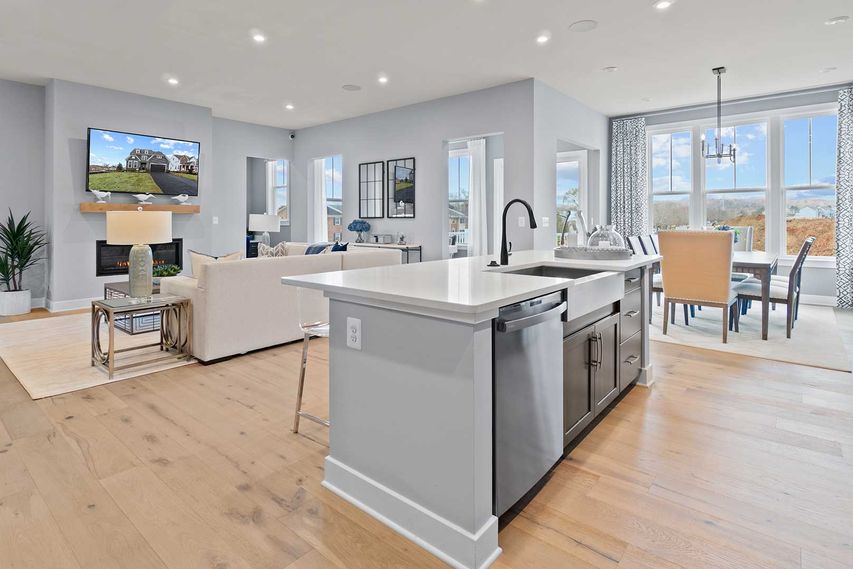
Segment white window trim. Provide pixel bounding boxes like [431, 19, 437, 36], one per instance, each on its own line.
[556, 150, 588, 229]
[448, 149, 472, 252]
[266, 159, 290, 227]
[646, 102, 838, 263]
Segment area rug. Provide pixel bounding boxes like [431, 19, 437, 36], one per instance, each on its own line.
[0, 312, 194, 399]
[650, 302, 851, 372]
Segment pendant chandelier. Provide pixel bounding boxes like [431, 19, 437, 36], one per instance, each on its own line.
[701, 67, 736, 164]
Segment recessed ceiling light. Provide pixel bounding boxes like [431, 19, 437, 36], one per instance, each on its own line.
[284, 103, 295, 110]
[568, 20, 598, 32]
[653, 0, 674, 10]
[820, 66, 838, 73]
[825, 15, 849, 25]
[602, 66, 619, 73]
[342, 84, 362, 92]
[166, 76, 179, 86]
[251, 30, 266, 43]
[377, 74, 389, 85]
[536, 31, 551, 44]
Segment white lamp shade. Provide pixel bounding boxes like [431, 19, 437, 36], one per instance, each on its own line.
[106, 211, 173, 245]
[249, 213, 280, 233]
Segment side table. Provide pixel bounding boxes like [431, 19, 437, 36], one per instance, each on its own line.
[91, 295, 192, 379]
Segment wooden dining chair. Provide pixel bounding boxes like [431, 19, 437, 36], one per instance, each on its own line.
[738, 236, 814, 338]
[658, 231, 742, 343]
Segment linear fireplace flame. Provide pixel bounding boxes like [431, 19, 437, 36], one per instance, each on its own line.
[95, 239, 183, 277]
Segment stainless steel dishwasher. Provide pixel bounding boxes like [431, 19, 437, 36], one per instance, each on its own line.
[494, 290, 566, 516]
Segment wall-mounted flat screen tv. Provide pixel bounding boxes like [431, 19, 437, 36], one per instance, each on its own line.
[87, 128, 200, 196]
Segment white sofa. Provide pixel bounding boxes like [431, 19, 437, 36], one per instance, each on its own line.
[160, 244, 401, 362]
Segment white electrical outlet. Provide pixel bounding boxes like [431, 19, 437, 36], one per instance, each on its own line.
[347, 317, 362, 350]
[541, 216, 550, 228]
[212, 216, 219, 225]
[518, 216, 526, 228]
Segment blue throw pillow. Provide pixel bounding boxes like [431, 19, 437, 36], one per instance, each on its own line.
[331, 242, 348, 252]
[304, 242, 329, 255]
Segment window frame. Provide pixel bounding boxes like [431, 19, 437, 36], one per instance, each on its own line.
[645, 102, 837, 264]
[556, 150, 587, 242]
[648, 127, 693, 231]
[779, 108, 838, 259]
[448, 148, 472, 251]
[324, 155, 343, 242]
[267, 158, 290, 226]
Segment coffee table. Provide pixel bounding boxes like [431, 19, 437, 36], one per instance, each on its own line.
[91, 295, 192, 379]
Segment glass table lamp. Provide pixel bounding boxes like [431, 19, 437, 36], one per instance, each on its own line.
[106, 210, 173, 298]
[249, 213, 280, 246]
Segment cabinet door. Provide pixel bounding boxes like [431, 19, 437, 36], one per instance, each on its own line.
[593, 313, 620, 414]
[563, 326, 595, 447]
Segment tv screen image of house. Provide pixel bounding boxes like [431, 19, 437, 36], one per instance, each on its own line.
[394, 165, 414, 204]
[87, 128, 200, 196]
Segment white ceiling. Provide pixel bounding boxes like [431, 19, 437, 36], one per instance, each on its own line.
[1, 0, 851, 129]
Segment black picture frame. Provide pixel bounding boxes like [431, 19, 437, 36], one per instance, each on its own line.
[386, 157, 415, 218]
[358, 161, 385, 218]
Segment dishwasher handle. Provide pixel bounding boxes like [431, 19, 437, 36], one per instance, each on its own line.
[496, 301, 567, 333]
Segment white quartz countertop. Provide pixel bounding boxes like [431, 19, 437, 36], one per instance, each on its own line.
[282, 250, 660, 320]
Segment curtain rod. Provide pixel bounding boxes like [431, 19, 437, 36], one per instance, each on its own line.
[612, 81, 853, 122]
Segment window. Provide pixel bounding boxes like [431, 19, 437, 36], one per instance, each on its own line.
[325, 155, 343, 241]
[703, 123, 767, 251]
[268, 159, 289, 224]
[556, 153, 585, 245]
[448, 152, 470, 250]
[650, 131, 691, 231]
[647, 106, 839, 261]
[783, 114, 838, 256]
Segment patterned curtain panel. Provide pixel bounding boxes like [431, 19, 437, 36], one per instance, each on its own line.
[837, 88, 853, 308]
[610, 117, 649, 239]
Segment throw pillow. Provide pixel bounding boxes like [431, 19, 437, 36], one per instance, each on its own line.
[331, 242, 349, 252]
[258, 242, 287, 257]
[304, 243, 330, 255]
[189, 250, 242, 278]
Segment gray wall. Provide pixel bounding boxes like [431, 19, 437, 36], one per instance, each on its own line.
[44, 80, 215, 309]
[211, 118, 293, 252]
[0, 79, 47, 302]
[533, 81, 609, 250]
[291, 80, 536, 261]
[290, 79, 609, 262]
[38, 81, 291, 309]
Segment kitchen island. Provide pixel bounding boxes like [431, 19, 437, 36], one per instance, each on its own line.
[282, 250, 661, 569]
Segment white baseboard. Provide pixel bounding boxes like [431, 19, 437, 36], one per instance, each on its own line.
[31, 297, 46, 309]
[800, 294, 836, 307]
[46, 296, 100, 312]
[323, 456, 501, 569]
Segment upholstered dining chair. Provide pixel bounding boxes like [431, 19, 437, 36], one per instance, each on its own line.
[292, 287, 330, 435]
[658, 231, 742, 343]
[731, 225, 754, 252]
[739, 236, 814, 338]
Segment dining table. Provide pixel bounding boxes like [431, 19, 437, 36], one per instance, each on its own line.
[732, 251, 779, 340]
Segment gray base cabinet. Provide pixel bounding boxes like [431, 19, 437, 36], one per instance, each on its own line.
[563, 269, 647, 448]
[562, 312, 619, 447]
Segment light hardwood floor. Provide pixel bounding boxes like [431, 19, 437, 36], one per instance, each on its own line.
[1, 312, 852, 568]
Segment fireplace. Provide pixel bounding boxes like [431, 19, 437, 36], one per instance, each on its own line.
[96, 239, 183, 277]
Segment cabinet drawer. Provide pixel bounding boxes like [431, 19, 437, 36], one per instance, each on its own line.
[620, 288, 642, 342]
[620, 331, 642, 390]
[623, 269, 641, 293]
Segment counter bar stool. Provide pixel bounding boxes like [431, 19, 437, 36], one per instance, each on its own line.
[292, 287, 331, 435]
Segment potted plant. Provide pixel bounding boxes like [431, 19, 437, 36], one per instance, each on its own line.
[152, 263, 181, 285]
[0, 210, 48, 316]
[347, 219, 371, 243]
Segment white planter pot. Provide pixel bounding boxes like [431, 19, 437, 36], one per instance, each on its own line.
[0, 290, 31, 316]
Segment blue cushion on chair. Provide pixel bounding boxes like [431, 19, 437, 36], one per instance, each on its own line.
[304, 243, 330, 255]
[331, 242, 348, 252]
